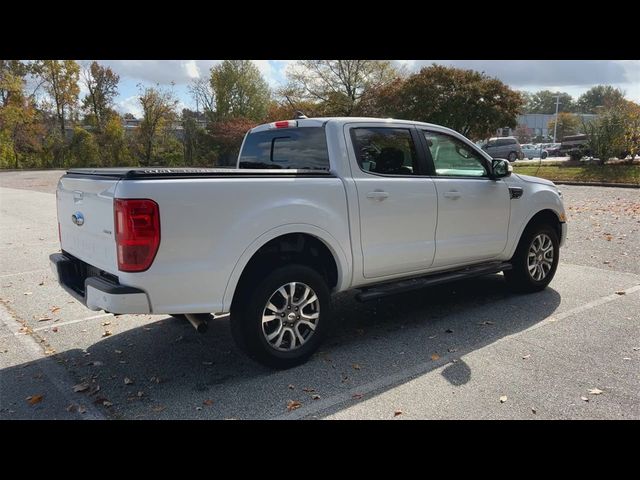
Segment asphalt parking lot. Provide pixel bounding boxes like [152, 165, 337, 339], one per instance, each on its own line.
[1, 170, 639, 420]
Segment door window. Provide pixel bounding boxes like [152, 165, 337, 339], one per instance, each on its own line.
[351, 128, 419, 175]
[423, 131, 488, 177]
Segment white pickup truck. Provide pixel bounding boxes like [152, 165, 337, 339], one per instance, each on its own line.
[51, 117, 567, 368]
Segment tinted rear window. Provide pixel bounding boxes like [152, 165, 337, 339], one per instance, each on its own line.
[238, 127, 330, 170]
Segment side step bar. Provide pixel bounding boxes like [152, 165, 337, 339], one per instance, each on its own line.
[355, 262, 512, 302]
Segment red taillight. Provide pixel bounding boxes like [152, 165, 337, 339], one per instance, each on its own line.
[114, 199, 160, 272]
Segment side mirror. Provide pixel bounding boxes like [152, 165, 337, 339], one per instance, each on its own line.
[491, 158, 512, 179]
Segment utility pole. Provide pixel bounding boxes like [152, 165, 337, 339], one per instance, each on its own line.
[552, 94, 562, 143]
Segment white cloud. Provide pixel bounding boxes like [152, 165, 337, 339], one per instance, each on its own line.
[97, 60, 221, 86]
[116, 95, 142, 118]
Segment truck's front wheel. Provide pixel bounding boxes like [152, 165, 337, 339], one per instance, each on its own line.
[505, 223, 559, 293]
[230, 264, 332, 369]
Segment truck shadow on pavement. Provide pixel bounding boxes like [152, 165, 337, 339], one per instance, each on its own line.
[1, 274, 561, 419]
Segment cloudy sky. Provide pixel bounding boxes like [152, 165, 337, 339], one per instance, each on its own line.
[88, 60, 640, 118]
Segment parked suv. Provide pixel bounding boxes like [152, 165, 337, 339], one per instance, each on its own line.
[481, 137, 524, 162]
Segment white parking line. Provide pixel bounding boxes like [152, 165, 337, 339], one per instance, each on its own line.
[0, 302, 106, 420]
[278, 282, 640, 420]
[31, 312, 114, 332]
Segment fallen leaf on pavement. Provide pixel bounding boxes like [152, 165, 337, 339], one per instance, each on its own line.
[287, 384, 295, 390]
[394, 410, 403, 417]
[302, 387, 315, 393]
[51, 306, 60, 313]
[38, 280, 45, 286]
[634, 347, 640, 351]
[66, 404, 78, 413]
[287, 400, 302, 411]
[102, 330, 112, 337]
[500, 395, 508, 403]
[431, 353, 440, 361]
[605, 235, 613, 241]
[202, 361, 213, 366]
[581, 396, 589, 402]
[90, 361, 103, 367]
[78, 406, 86, 414]
[588, 388, 603, 395]
[312, 394, 321, 400]
[445, 329, 454, 333]
[352, 363, 361, 370]
[137, 391, 144, 398]
[101, 321, 111, 326]
[26, 394, 44, 405]
[23, 292, 33, 295]
[114, 350, 122, 354]
[44, 348, 55, 355]
[37, 317, 52, 322]
[195, 406, 202, 411]
[531, 407, 537, 414]
[73, 383, 90, 392]
[203, 399, 214, 406]
[102, 401, 113, 407]
[614, 290, 626, 295]
[52, 327, 58, 333]
[152, 405, 165, 412]
[447, 347, 457, 353]
[478, 321, 495, 326]
[124, 377, 134, 385]
[428, 335, 437, 339]
[522, 354, 531, 359]
[352, 393, 364, 400]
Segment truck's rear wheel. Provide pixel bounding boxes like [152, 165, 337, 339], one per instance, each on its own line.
[505, 223, 559, 293]
[230, 264, 331, 369]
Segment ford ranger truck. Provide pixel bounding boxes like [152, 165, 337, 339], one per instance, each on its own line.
[50, 117, 567, 368]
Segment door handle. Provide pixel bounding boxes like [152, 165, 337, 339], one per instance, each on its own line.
[366, 191, 389, 200]
[443, 190, 461, 199]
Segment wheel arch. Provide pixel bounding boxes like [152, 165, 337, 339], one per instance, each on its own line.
[513, 209, 563, 257]
[222, 225, 350, 312]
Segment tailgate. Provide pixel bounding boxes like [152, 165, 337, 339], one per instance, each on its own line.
[57, 175, 120, 274]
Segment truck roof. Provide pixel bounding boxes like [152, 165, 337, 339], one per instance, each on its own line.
[249, 117, 450, 133]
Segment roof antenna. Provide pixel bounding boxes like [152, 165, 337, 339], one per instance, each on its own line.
[294, 110, 308, 119]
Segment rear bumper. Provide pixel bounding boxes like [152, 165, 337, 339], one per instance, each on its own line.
[49, 253, 151, 314]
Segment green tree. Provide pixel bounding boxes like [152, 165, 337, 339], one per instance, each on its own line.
[36, 60, 80, 135]
[547, 112, 581, 141]
[525, 90, 574, 114]
[0, 61, 44, 168]
[81, 61, 119, 131]
[582, 109, 627, 164]
[210, 60, 270, 121]
[372, 65, 524, 140]
[283, 60, 399, 116]
[100, 115, 132, 167]
[136, 85, 178, 166]
[577, 85, 626, 113]
[69, 127, 100, 167]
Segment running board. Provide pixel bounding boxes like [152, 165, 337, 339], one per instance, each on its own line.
[355, 262, 512, 302]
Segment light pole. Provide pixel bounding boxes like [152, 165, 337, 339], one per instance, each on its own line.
[552, 94, 562, 143]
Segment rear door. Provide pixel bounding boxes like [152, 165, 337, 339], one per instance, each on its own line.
[346, 123, 438, 278]
[57, 175, 119, 274]
[420, 129, 510, 267]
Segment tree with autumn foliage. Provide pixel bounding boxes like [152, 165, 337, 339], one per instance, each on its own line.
[370, 65, 524, 140]
[208, 117, 257, 166]
[547, 112, 581, 141]
[81, 61, 119, 132]
[35, 60, 80, 135]
[136, 85, 179, 166]
[210, 60, 271, 121]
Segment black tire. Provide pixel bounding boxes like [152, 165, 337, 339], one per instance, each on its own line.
[541, 151, 548, 159]
[504, 223, 559, 293]
[230, 264, 332, 369]
[508, 152, 517, 162]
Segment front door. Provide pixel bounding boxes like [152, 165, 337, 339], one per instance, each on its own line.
[348, 124, 438, 278]
[421, 129, 511, 267]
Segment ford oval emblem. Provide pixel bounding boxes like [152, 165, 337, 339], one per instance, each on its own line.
[71, 212, 85, 226]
